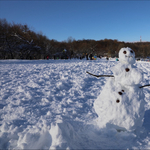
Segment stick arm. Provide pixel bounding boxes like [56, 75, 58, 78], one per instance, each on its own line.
[139, 84, 150, 88]
[86, 71, 114, 78]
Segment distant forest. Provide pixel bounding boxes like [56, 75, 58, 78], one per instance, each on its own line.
[1, 18, 150, 60]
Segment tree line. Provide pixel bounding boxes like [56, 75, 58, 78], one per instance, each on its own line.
[0, 18, 150, 60]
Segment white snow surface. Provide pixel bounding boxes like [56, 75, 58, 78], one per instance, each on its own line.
[0, 58, 150, 149]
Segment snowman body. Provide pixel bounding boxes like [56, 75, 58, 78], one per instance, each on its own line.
[94, 47, 145, 131]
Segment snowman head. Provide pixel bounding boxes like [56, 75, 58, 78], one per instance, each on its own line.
[119, 47, 135, 64]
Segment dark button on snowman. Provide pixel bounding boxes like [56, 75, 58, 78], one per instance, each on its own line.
[94, 47, 145, 132]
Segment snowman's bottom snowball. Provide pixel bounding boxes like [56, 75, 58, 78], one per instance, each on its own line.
[94, 78, 145, 131]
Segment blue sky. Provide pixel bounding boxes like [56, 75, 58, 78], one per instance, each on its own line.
[0, 0, 150, 42]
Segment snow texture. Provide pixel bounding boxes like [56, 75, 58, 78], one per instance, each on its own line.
[0, 57, 150, 149]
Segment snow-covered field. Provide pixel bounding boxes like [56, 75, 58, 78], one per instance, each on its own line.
[0, 58, 150, 149]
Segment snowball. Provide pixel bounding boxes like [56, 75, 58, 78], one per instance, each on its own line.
[94, 77, 145, 131]
[119, 47, 135, 65]
[112, 63, 143, 86]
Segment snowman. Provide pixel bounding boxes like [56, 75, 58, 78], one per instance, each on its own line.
[91, 47, 146, 132]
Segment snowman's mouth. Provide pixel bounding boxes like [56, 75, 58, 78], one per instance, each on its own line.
[125, 56, 133, 58]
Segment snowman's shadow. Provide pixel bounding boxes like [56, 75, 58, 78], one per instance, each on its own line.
[143, 109, 150, 131]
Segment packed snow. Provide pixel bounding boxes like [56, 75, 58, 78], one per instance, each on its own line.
[0, 57, 150, 149]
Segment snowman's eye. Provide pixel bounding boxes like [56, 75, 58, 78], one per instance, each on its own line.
[123, 51, 126, 54]
[118, 92, 122, 95]
[130, 50, 133, 53]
